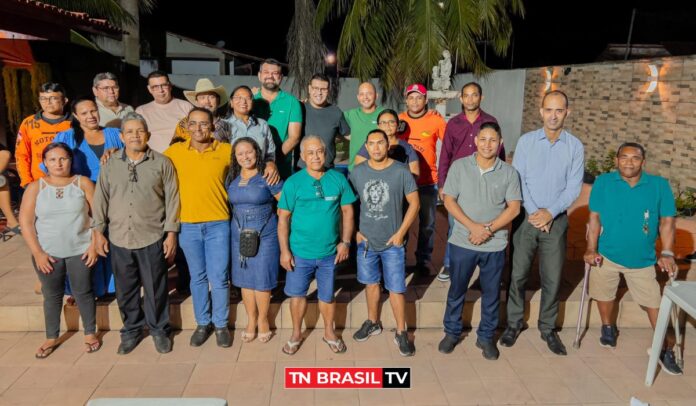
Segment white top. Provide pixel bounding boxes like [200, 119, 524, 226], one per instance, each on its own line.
[135, 98, 192, 153]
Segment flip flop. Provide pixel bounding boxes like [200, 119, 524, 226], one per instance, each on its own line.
[258, 331, 273, 343]
[35, 343, 59, 359]
[282, 339, 303, 355]
[84, 340, 101, 353]
[241, 331, 256, 343]
[322, 337, 347, 354]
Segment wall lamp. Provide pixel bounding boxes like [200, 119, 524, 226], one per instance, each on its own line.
[646, 64, 658, 93]
[544, 67, 553, 91]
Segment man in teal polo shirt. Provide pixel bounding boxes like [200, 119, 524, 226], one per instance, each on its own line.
[344, 82, 384, 170]
[278, 135, 356, 356]
[252, 58, 302, 178]
[584, 142, 681, 375]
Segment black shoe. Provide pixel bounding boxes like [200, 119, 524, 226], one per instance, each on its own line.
[659, 349, 683, 375]
[499, 326, 522, 347]
[394, 330, 414, 356]
[117, 335, 142, 355]
[599, 324, 618, 348]
[541, 331, 567, 356]
[190, 324, 213, 347]
[153, 335, 172, 354]
[437, 266, 450, 282]
[215, 327, 232, 348]
[438, 334, 459, 354]
[476, 338, 500, 360]
[353, 320, 383, 342]
[685, 252, 696, 262]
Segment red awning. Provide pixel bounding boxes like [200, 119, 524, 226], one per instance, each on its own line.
[0, 39, 34, 68]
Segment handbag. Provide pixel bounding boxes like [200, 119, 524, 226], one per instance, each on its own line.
[234, 211, 271, 267]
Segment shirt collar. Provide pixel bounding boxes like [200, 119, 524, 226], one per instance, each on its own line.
[536, 128, 568, 143]
[185, 138, 219, 152]
[229, 114, 258, 126]
[468, 153, 502, 172]
[609, 170, 649, 187]
[96, 98, 125, 113]
[120, 147, 154, 162]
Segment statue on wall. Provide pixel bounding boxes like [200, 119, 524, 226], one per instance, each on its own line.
[432, 50, 452, 91]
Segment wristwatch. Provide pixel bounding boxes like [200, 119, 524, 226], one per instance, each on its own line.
[341, 241, 351, 248]
[484, 225, 493, 233]
[660, 250, 675, 257]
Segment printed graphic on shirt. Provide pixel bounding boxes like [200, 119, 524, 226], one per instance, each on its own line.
[363, 179, 390, 220]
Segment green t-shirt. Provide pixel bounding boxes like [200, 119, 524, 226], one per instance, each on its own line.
[278, 169, 357, 259]
[589, 171, 676, 268]
[253, 90, 302, 178]
[344, 106, 384, 170]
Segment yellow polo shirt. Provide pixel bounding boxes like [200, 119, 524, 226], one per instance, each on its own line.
[164, 140, 231, 223]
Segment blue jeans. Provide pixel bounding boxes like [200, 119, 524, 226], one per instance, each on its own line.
[179, 221, 231, 328]
[284, 254, 337, 303]
[443, 214, 454, 268]
[356, 243, 406, 293]
[416, 184, 438, 264]
[443, 244, 505, 342]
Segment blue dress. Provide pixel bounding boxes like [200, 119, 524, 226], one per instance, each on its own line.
[51, 128, 124, 297]
[228, 174, 283, 290]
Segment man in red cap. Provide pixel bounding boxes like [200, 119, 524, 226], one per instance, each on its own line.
[399, 84, 446, 274]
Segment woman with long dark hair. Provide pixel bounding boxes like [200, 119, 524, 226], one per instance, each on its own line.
[228, 137, 283, 343]
[19, 143, 100, 358]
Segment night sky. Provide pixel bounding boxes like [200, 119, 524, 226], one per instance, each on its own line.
[142, 0, 696, 71]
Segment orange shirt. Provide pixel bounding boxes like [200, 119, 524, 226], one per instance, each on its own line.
[14, 113, 71, 187]
[399, 110, 446, 186]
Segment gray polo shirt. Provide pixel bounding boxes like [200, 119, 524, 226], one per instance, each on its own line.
[443, 154, 521, 252]
[96, 99, 134, 128]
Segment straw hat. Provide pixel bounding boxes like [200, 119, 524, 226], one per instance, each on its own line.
[184, 78, 229, 107]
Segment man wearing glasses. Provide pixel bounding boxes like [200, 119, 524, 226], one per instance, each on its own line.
[93, 112, 180, 355]
[278, 135, 356, 355]
[135, 71, 192, 153]
[298, 73, 350, 169]
[92, 72, 133, 128]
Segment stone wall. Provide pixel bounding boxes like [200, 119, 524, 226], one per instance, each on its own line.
[521, 55, 696, 191]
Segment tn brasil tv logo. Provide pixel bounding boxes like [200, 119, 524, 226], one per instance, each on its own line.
[285, 367, 411, 389]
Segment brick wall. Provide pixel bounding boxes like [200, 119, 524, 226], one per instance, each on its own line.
[521, 55, 696, 191]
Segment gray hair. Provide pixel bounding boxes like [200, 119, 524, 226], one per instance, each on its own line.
[300, 134, 326, 153]
[120, 112, 149, 132]
[93, 72, 118, 87]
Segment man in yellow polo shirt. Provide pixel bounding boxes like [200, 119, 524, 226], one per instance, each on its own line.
[164, 107, 233, 348]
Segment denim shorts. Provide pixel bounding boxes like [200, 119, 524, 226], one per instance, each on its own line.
[284, 254, 337, 303]
[356, 242, 406, 293]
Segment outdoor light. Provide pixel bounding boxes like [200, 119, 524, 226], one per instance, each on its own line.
[646, 64, 659, 93]
[325, 52, 337, 66]
[544, 67, 553, 91]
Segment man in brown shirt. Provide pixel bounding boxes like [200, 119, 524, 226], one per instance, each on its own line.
[93, 112, 180, 355]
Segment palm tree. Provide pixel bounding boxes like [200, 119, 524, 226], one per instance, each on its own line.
[287, 0, 328, 100]
[315, 0, 524, 100]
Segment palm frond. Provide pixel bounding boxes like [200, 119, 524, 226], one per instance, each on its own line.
[40, 0, 157, 26]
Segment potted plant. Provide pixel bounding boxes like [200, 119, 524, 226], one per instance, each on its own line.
[675, 186, 696, 218]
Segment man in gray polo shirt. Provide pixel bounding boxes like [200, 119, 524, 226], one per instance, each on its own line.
[438, 122, 521, 360]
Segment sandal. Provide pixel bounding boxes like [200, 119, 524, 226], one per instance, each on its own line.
[1, 225, 20, 242]
[241, 331, 256, 343]
[84, 340, 101, 353]
[282, 339, 303, 355]
[35, 342, 59, 359]
[258, 331, 273, 343]
[322, 337, 347, 354]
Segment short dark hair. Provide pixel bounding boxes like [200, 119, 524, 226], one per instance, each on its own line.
[377, 109, 399, 124]
[39, 82, 66, 96]
[617, 142, 646, 158]
[366, 129, 389, 144]
[310, 73, 330, 84]
[69, 96, 98, 145]
[42, 142, 74, 163]
[478, 122, 502, 138]
[229, 137, 266, 185]
[146, 70, 169, 83]
[461, 82, 482, 96]
[542, 89, 569, 108]
[259, 58, 283, 72]
[231, 85, 253, 98]
[188, 107, 214, 124]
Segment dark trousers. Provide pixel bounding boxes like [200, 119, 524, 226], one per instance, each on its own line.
[34, 254, 96, 339]
[175, 246, 190, 292]
[507, 211, 568, 333]
[111, 240, 170, 340]
[443, 244, 505, 342]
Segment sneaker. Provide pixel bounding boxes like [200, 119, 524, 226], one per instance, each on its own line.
[659, 349, 683, 375]
[475, 338, 500, 360]
[438, 334, 459, 354]
[437, 266, 450, 282]
[394, 330, 414, 356]
[599, 324, 618, 348]
[685, 252, 696, 262]
[353, 320, 383, 342]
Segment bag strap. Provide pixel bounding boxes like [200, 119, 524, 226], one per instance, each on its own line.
[233, 210, 272, 234]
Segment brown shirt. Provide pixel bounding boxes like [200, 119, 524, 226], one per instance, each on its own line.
[93, 148, 180, 249]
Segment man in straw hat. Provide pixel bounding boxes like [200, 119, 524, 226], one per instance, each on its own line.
[172, 78, 231, 144]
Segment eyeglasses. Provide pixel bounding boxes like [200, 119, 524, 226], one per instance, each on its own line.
[310, 86, 329, 93]
[97, 86, 119, 92]
[38, 96, 62, 103]
[127, 162, 138, 183]
[261, 70, 282, 77]
[187, 121, 211, 129]
[232, 96, 252, 103]
[378, 120, 398, 126]
[149, 83, 171, 90]
[312, 180, 324, 199]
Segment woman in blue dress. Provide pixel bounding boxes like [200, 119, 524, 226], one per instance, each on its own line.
[52, 97, 123, 298]
[228, 137, 283, 343]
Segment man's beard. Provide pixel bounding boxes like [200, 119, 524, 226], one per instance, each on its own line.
[262, 81, 280, 91]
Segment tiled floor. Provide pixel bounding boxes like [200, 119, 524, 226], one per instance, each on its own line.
[0, 327, 694, 405]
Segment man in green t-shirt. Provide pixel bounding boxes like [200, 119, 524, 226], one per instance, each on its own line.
[252, 58, 302, 178]
[344, 82, 384, 170]
[278, 135, 356, 356]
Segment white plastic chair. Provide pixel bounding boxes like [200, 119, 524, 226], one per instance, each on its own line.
[645, 280, 696, 386]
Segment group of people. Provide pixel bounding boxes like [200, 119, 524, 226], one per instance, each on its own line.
[9, 58, 683, 376]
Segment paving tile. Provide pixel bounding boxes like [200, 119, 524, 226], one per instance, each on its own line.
[521, 375, 579, 404]
[55, 364, 112, 388]
[143, 362, 194, 386]
[188, 363, 236, 386]
[481, 377, 535, 405]
[12, 365, 71, 389]
[314, 387, 359, 405]
[469, 357, 517, 379]
[182, 383, 229, 398]
[99, 364, 157, 388]
[0, 366, 27, 394]
[358, 386, 404, 405]
[136, 385, 185, 397]
[40, 386, 96, 406]
[0, 386, 51, 405]
[440, 378, 492, 405]
[227, 382, 272, 405]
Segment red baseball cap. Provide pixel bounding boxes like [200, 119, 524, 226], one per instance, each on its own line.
[405, 83, 427, 97]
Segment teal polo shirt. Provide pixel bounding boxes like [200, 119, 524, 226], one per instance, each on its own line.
[344, 106, 384, 170]
[253, 90, 302, 178]
[589, 171, 676, 268]
[278, 169, 357, 259]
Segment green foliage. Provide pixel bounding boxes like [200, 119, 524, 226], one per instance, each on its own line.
[585, 150, 616, 177]
[675, 184, 696, 217]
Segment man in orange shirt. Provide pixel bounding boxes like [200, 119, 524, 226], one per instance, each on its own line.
[399, 83, 446, 274]
[15, 82, 71, 188]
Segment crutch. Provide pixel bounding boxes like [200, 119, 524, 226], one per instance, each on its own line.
[669, 273, 684, 368]
[573, 261, 592, 349]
